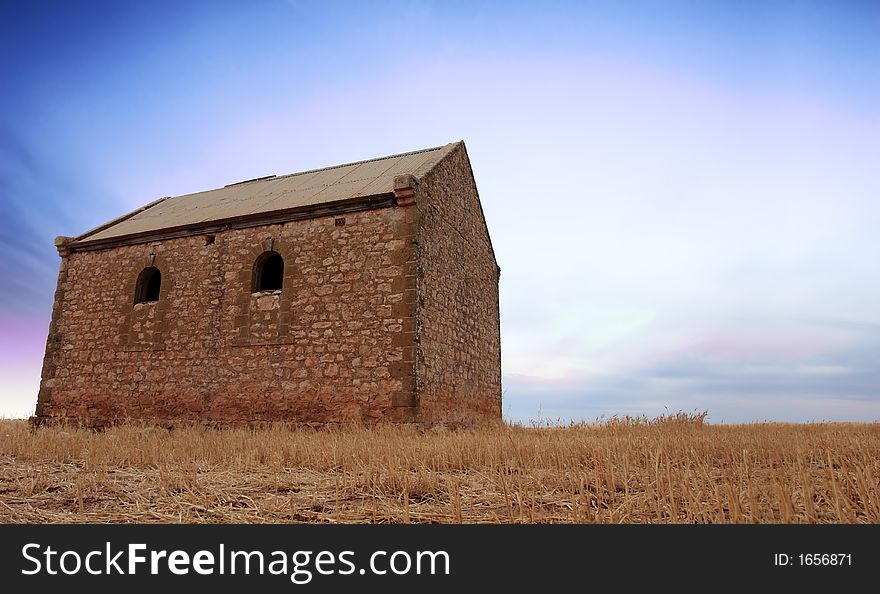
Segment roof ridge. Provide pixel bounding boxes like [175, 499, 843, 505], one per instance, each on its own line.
[271, 144, 448, 182]
[167, 144, 451, 199]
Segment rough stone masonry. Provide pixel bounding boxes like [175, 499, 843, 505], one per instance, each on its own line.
[33, 141, 501, 427]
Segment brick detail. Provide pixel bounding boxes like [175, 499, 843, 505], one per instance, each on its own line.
[393, 174, 418, 207]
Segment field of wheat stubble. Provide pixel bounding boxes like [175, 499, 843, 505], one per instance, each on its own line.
[1, 413, 877, 524]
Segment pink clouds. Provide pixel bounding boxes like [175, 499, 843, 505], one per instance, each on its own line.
[595, 316, 858, 375]
[684, 323, 854, 361]
[0, 315, 46, 418]
[0, 314, 48, 363]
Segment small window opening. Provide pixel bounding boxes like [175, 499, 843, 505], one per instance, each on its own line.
[253, 251, 284, 292]
[205, 234, 215, 245]
[335, 217, 346, 226]
[135, 266, 161, 303]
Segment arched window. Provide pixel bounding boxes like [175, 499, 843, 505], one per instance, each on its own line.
[134, 266, 161, 303]
[253, 251, 284, 292]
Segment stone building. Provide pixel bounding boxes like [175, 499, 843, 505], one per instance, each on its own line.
[34, 141, 501, 427]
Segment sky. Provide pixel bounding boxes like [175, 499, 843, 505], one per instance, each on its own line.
[1, 0, 878, 423]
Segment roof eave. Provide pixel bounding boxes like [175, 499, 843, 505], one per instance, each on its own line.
[73, 196, 172, 243]
[68, 193, 396, 252]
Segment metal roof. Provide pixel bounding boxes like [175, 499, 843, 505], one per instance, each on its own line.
[73, 142, 458, 245]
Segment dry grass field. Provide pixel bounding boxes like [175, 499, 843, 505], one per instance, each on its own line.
[1, 413, 878, 524]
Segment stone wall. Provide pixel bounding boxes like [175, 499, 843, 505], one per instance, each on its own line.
[35, 206, 419, 426]
[413, 143, 502, 424]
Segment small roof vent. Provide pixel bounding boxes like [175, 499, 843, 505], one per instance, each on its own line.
[225, 175, 276, 187]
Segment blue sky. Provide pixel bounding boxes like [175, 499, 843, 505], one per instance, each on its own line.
[1, 0, 879, 422]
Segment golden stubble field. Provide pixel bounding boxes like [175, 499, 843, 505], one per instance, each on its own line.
[1, 413, 878, 524]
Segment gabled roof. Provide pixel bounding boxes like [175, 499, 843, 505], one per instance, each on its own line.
[71, 142, 459, 248]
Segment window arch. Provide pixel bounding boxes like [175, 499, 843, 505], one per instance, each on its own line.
[134, 266, 161, 303]
[253, 251, 284, 292]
